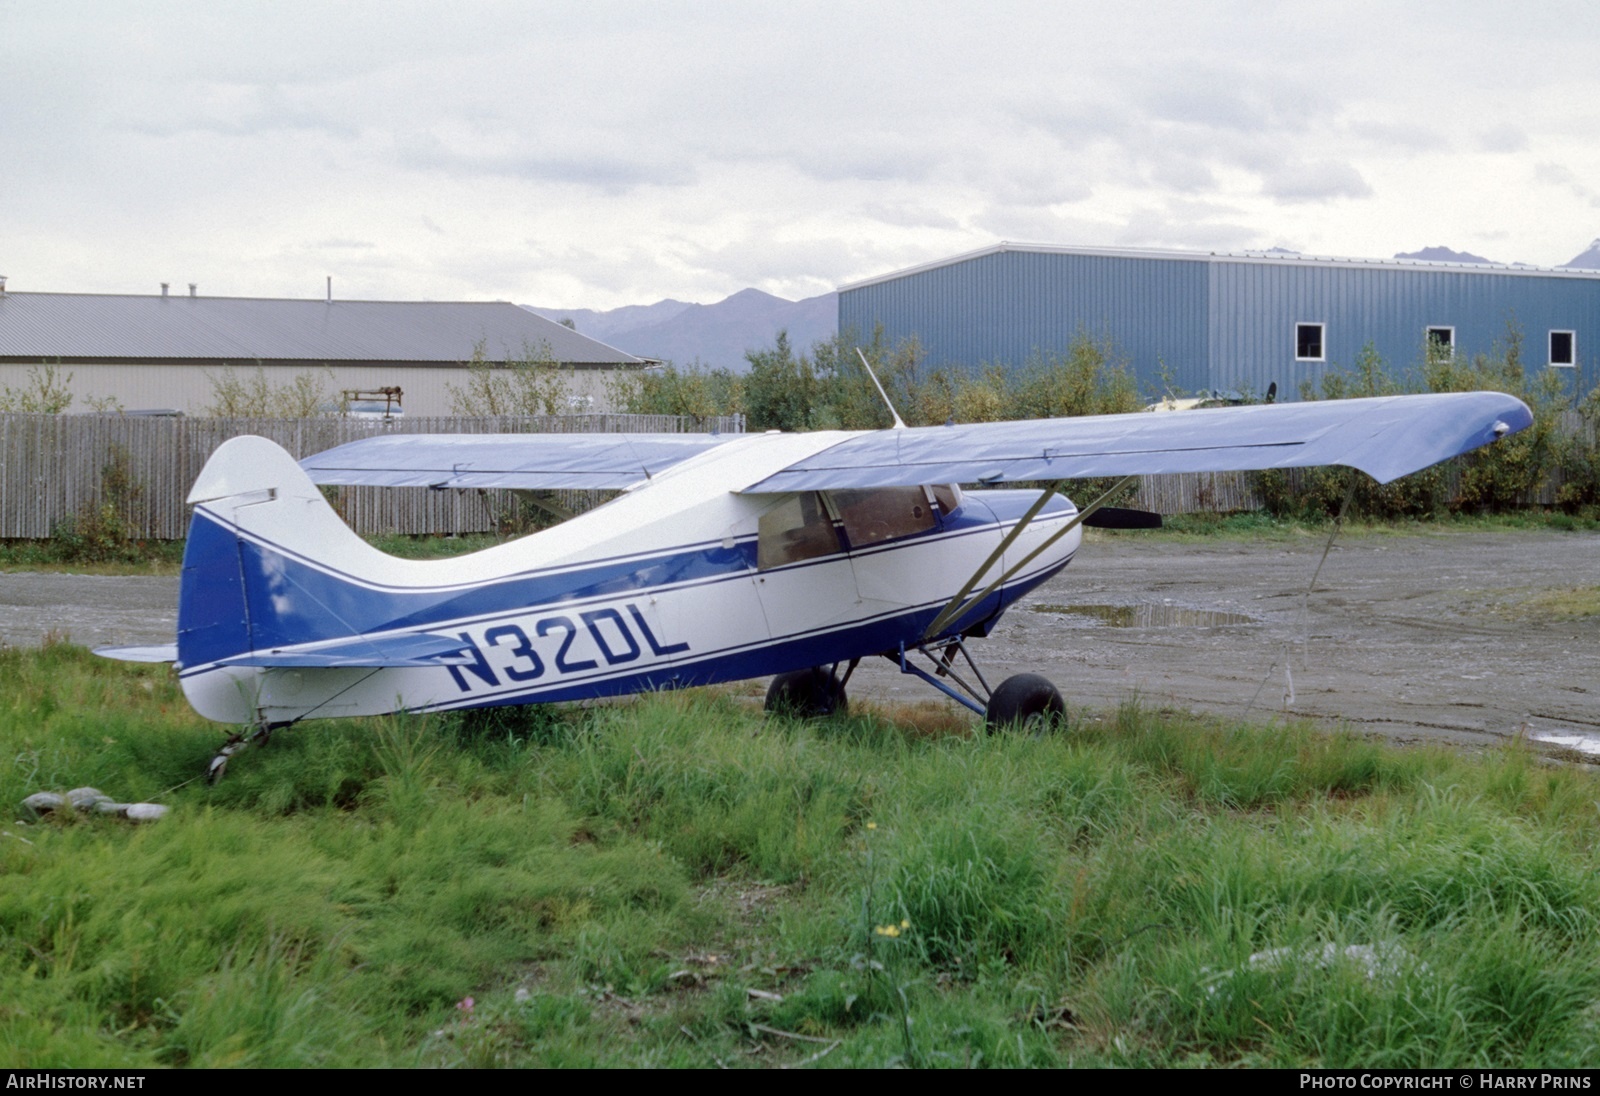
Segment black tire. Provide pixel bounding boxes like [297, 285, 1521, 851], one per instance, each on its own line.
[984, 673, 1065, 733]
[765, 667, 848, 718]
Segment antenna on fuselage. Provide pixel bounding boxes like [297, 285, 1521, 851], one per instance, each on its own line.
[855, 348, 906, 430]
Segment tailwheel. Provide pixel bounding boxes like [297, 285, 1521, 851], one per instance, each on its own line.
[765, 665, 850, 718]
[984, 673, 1066, 733]
[205, 722, 283, 784]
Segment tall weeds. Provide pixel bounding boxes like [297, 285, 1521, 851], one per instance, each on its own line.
[6, 653, 1600, 1066]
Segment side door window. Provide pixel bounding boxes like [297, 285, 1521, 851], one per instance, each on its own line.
[757, 492, 844, 570]
[830, 486, 939, 549]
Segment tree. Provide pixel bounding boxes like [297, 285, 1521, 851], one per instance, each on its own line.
[0, 363, 74, 413]
[203, 365, 336, 417]
[607, 362, 743, 418]
[447, 340, 572, 417]
[743, 331, 817, 431]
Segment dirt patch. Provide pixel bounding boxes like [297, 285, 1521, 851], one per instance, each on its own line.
[0, 572, 178, 650]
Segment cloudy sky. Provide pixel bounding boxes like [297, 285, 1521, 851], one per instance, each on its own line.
[6, 1, 1599, 308]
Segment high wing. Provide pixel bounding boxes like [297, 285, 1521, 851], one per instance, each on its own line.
[740, 392, 1531, 492]
[297, 393, 1530, 493]
[300, 432, 737, 490]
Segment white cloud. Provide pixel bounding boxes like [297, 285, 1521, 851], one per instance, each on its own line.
[1476, 124, 1528, 153]
[5, 1, 1600, 305]
[1262, 161, 1374, 205]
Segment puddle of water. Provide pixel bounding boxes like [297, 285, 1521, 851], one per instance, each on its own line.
[1031, 602, 1259, 628]
[1530, 732, 1600, 757]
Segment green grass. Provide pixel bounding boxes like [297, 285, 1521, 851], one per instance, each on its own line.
[1513, 586, 1600, 620]
[5, 644, 1600, 1067]
[0, 539, 187, 574]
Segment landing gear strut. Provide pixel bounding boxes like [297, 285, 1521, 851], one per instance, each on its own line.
[892, 636, 1066, 733]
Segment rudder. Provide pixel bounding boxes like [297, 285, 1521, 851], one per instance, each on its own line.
[178, 436, 387, 671]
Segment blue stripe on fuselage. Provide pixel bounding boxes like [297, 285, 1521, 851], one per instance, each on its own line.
[177, 492, 1066, 671]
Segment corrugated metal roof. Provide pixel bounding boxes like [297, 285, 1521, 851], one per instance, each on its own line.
[839, 242, 1600, 292]
[0, 292, 646, 367]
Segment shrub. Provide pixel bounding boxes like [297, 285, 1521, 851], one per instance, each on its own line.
[613, 325, 1140, 431]
[49, 444, 147, 562]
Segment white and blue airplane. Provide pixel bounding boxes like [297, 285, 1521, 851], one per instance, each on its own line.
[102, 390, 1531, 777]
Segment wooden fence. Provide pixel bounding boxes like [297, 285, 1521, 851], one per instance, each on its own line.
[0, 410, 1584, 540]
[0, 413, 744, 539]
[1128, 471, 1268, 514]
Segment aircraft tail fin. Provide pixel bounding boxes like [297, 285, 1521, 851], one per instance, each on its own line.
[177, 436, 400, 671]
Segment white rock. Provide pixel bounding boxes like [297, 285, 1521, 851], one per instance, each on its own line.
[1204, 940, 1425, 997]
[19, 790, 168, 824]
[1246, 942, 1415, 979]
[65, 787, 110, 810]
[20, 792, 65, 819]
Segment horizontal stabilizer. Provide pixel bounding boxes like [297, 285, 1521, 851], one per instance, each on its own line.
[741, 392, 1533, 491]
[301, 433, 735, 490]
[95, 644, 179, 664]
[217, 632, 477, 669]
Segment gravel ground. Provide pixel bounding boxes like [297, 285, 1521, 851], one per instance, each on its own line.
[851, 528, 1600, 752]
[0, 572, 178, 652]
[3, 527, 1595, 752]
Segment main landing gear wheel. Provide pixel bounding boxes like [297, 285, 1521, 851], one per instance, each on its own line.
[765, 666, 849, 718]
[984, 673, 1065, 734]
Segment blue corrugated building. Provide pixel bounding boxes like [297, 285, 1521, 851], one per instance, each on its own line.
[838, 244, 1600, 398]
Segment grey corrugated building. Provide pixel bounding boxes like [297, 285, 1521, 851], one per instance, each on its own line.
[0, 282, 648, 414]
[838, 244, 1600, 398]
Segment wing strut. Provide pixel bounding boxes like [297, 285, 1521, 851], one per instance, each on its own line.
[922, 475, 1137, 640]
[922, 478, 1068, 638]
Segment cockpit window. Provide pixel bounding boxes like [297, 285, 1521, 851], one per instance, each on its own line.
[829, 487, 939, 549]
[757, 492, 843, 570]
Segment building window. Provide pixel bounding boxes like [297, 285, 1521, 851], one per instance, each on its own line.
[1550, 330, 1576, 367]
[1426, 326, 1455, 354]
[1296, 323, 1325, 362]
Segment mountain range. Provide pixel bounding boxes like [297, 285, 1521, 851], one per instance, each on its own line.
[1563, 239, 1600, 270]
[1393, 241, 1600, 268]
[527, 289, 836, 372]
[531, 239, 1600, 370]
[1393, 245, 1495, 263]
